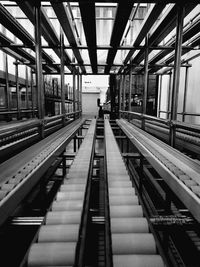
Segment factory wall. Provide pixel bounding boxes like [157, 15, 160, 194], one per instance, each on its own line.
[82, 92, 100, 118]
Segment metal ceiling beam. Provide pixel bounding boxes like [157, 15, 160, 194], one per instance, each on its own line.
[51, 2, 86, 74]
[0, 3, 33, 46]
[17, 1, 73, 71]
[149, 16, 200, 67]
[121, 3, 166, 69]
[0, 32, 53, 73]
[0, 3, 59, 73]
[132, 4, 196, 65]
[149, 35, 200, 74]
[105, 2, 134, 74]
[0, 32, 34, 63]
[79, 2, 97, 73]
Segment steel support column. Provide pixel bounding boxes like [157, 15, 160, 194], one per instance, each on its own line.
[34, 1, 44, 121]
[142, 36, 149, 130]
[60, 28, 65, 126]
[157, 74, 163, 118]
[170, 6, 185, 147]
[167, 72, 172, 120]
[15, 60, 20, 120]
[80, 74, 82, 114]
[25, 66, 29, 112]
[77, 68, 80, 116]
[118, 75, 122, 118]
[73, 67, 76, 120]
[31, 70, 35, 117]
[110, 74, 116, 119]
[122, 74, 126, 114]
[182, 65, 189, 122]
[5, 54, 11, 121]
[128, 62, 133, 121]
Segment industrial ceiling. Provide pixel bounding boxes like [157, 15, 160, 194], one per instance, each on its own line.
[0, 1, 200, 75]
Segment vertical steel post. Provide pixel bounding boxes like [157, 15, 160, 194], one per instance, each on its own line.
[122, 74, 126, 115]
[80, 74, 82, 115]
[142, 35, 149, 130]
[77, 68, 80, 116]
[128, 63, 133, 121]
[128, 66, 132, 112]
[15, 60, 20, 120]
[110, 74, 116, 119]
[73, 67, 76, 119]
[31, 70, 34, 117]
[157, 74, 162, 118]
[167, 72, 172, 120]
[182, 65, 189, 122]
[118, 75, 122, 118]
[60, 28, 65, 126]
[25, 66, 29, 111]
[35, 1, 44, 138]
[34, 1, 44, 121]
[5, 54, 11, 121]
[170, 5, 185, 147]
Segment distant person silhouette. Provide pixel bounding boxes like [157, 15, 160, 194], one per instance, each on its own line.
[98, 106, 104, 118]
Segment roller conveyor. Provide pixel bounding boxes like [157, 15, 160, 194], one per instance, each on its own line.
[104, 119, 165, 267]
[27, 119, 96, 267]
[117, 118, 200, 224]
[131, 119, 200, 156]
[0, 118, 85, 226]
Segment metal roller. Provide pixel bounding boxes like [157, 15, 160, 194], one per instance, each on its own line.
[64, 179, 86, 184]
[56, 191, 85, 201]
[109, 195, 138, 205]
[107, 170, 128, 175]
[38, 225, 79, 242]
[59, 184, 86, 191]
[67, 170, 89, 176]
[28, 242, 76, 266]
[111, 218, 149, 233]
[65, 174, 88, 179]
[107, 175, 130, 181]
[113, 255, 165, 267]
[112, 233, 156, 254]
[108, 181, 132, 187]
[109, 187, 135, 195]
[51, 200, 83, 211]
[45, 211, 81, 225]
[110, 205, 143, 218]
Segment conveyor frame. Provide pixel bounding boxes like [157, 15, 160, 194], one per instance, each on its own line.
[117, 119, 200, 224]
[0, 118, 85, 227]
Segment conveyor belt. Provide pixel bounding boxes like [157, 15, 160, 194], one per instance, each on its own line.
[104, 119, 164, 267]
[0, 118, 85, 226]
[27, 119, 96, 267]
[117, 119, 200, 224]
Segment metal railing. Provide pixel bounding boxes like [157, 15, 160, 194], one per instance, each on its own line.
[119, 110, 200, 146]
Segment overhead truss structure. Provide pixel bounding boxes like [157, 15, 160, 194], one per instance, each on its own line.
[0, 1, 199, 75]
